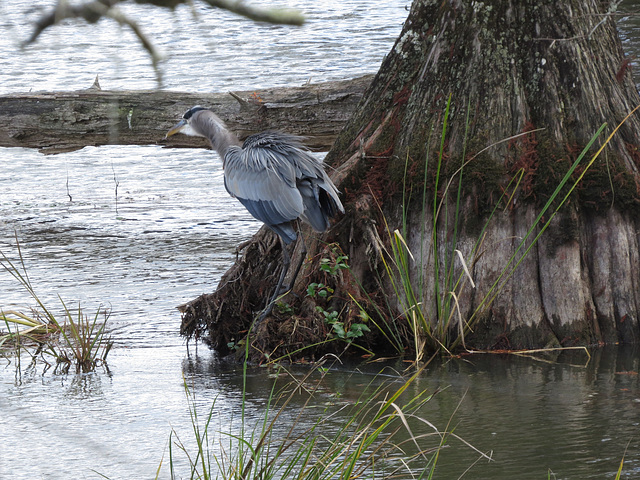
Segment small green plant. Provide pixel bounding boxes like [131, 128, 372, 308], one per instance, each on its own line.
[306, 282, 333, 299]
[319, 250, 348, 275]
[308, 251, 371, 348]
[276, 301, 294, 315]
[317, 306, 340, 324]
[316, 306, 370, 342]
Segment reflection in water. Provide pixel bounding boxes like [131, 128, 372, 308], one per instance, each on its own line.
[423, 347, 640, 479]
[180, 347, 640, 480]
[1, 336, 639, 478]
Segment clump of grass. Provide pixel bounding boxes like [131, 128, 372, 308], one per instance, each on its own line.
[163, 358, 491, 479]
[0, 238, 112, 374]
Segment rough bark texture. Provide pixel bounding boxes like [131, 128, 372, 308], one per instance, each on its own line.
[182, 0, 640, 361]
[0, 75, 371, 153]
[329, 0, 640, 349]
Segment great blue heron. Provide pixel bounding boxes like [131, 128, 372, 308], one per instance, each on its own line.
[166, 106, 344, 324]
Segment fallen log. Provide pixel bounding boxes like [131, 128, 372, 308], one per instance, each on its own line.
[0, 75, 372, 154]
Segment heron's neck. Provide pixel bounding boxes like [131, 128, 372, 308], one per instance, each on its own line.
[199, 112, 241, 161]
[209, 128, 241, 160]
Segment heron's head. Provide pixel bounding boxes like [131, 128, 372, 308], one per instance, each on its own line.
[165, 106, 210, 139]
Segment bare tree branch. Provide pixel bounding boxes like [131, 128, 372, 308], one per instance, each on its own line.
[22, 0, 304, 88]
[199, 0, 304, 25]
[24, 1, 164, 85]
[103, 6, 164, 86]
[25, 0, 304, 46]
[24, 1, 118, 46]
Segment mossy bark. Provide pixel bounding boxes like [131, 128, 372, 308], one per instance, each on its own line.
[182, 0, 640, 361]
[330, 0, 640, 350]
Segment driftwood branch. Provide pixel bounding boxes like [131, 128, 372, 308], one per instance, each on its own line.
[0, 75, 372, 154]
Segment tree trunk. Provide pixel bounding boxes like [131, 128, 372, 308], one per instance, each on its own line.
[0, 75, 371, 153]
[182, 0, 640, 361]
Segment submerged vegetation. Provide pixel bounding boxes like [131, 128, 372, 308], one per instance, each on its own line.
[0, 240, 112, 374]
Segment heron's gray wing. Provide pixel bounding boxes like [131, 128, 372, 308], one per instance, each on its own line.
[223, 141, 305, 243]
[225, 132, 344, 238]
[260, 134, 344, 231]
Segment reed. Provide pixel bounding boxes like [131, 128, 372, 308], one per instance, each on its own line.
[0, 238, 112, 373]
[162, 358, 490, 479]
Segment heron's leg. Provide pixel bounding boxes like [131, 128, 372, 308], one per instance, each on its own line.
[256, 237, 291, 324]
[287, 235, 307, 292]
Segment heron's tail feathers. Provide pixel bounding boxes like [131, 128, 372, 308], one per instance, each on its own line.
[299, 179, 344, 233]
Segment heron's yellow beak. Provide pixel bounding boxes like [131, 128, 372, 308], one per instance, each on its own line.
[165, 119, 187, 138]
